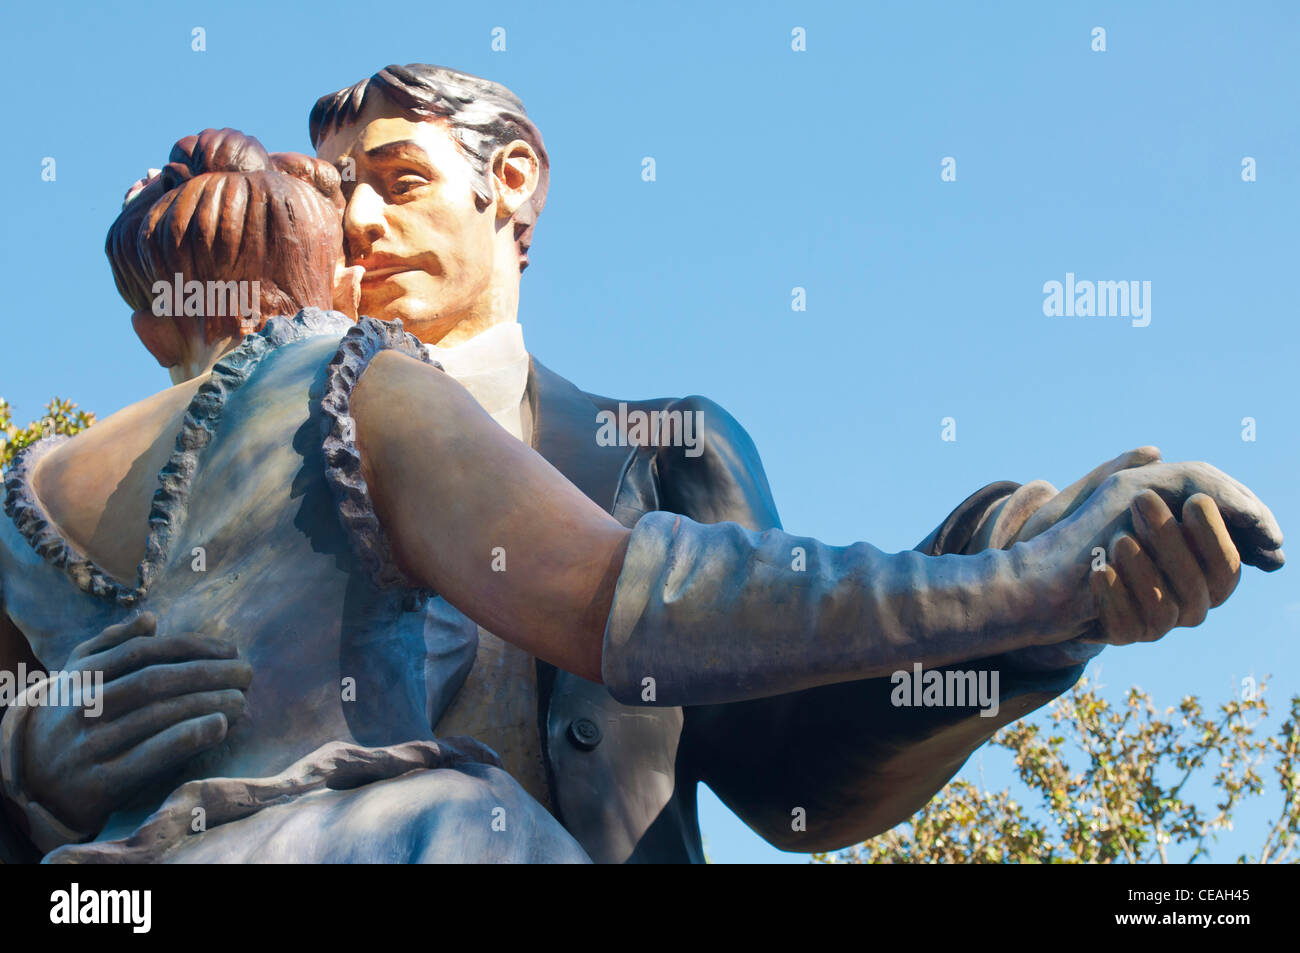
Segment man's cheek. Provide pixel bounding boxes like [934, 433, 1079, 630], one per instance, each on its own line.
[358, 283, 402, 317]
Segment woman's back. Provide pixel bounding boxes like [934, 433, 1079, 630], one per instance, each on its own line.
[1, 310, 480, 817]
[31, 371, 203, 587]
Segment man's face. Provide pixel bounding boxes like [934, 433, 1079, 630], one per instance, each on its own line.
[316, 99, 499, 343]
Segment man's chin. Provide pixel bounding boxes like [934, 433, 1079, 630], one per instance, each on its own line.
[357, 298, 402, 321]
[358, 288, 418, 323]
[357, 294, 455, 344]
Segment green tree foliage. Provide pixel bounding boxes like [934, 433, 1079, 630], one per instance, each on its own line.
[815, 678, 1299, 864]
[0, 398, 96, 471]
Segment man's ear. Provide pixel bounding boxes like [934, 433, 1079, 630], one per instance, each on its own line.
[492, 139, 540, 219]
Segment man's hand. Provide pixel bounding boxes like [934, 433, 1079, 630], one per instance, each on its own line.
[1011, 446, 1164, 546]
[967, 447, 1163, 553]
[1031, 459, 1284, 647]
[1087, 491, 1242, 645]
[16, 613, 251, 839]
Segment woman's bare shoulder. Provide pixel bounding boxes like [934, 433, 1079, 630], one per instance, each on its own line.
[38, 374, 207, 479]
[27, 374, 208, 582]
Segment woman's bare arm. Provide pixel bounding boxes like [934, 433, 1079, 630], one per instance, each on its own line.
[352, 349, 629, 682]
[352, 352, 1281, 697]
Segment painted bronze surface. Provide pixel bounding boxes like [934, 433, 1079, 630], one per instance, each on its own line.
[0, 66, 1285, 864]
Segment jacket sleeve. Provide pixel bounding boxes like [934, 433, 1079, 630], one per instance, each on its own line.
[648, 401, 1100, 852]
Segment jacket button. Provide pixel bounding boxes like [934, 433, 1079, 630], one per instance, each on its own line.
[567, 717, 602, 750]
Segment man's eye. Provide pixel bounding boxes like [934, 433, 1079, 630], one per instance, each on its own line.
[392, 174, 430, 194]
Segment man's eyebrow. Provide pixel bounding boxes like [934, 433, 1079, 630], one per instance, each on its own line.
[363, 141, 433, 163]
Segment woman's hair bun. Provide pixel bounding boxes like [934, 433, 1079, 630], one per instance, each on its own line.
[159, 128, 272, 192]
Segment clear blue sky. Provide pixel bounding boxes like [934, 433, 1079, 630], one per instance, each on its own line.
[1, 1, 1296, 863]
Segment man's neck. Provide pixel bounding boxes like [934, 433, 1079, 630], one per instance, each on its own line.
[424, 321, 530, 442]
[431, 278, 521, 346]
[434, 316, 499, 348]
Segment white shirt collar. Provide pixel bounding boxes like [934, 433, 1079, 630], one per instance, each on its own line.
[423, 322, 530, 441]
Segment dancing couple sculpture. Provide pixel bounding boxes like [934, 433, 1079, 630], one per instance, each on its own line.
[0, 65, 1283, 864]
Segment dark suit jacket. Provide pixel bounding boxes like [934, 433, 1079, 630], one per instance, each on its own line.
[527, 356, 1090, 863]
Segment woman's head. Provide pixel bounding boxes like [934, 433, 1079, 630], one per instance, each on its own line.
[107, 128, 345, 381]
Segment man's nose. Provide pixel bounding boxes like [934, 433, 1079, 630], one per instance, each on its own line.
[343, 183, 386, 261]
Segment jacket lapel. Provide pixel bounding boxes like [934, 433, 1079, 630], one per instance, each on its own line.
[527, 356, 634, 512]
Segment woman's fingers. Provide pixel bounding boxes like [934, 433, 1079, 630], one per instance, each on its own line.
[1015, 446, 1162, 543]
[1130, 490, 1211, 628]
[1182, 493, 1241, 607]
[1169, 464, 1283, 571]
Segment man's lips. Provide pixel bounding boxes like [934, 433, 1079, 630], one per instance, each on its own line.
[354, 253, 441, 285]
[358, 265, 413, 285]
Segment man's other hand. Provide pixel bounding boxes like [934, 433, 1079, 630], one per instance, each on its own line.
[17, 612, 251, 840]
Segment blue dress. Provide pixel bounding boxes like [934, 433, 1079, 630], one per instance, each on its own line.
[0, 308, 589, 863]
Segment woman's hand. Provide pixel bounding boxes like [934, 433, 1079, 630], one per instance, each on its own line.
[1030, 461, 1283, 647]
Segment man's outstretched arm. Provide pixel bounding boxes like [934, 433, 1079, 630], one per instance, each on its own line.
[676, 484, 1101, 851]
[636, 416, 1265, 851]
[352, 347, 1281, 854]
[358, 351, 1085, 683]
[354, 348, 1280, 696]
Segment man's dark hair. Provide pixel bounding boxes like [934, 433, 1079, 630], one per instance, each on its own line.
[310, 64, 550, 273]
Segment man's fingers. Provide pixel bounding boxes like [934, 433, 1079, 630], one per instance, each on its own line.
[1182, 494, 1242, 607]
[67, 612, 157, 664]
[1088, 563, 1145, 646]
[1016, 446, 1162, 542]
[99, 659, 253, 721]
[1130, 490, 1211, 628]
[1111, 533, 1178, 641]
[99, 714, 230, 797]
[978, 480, 1057, 550]
[87, 690, 248, 760]
[82, 633, 239, 684]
